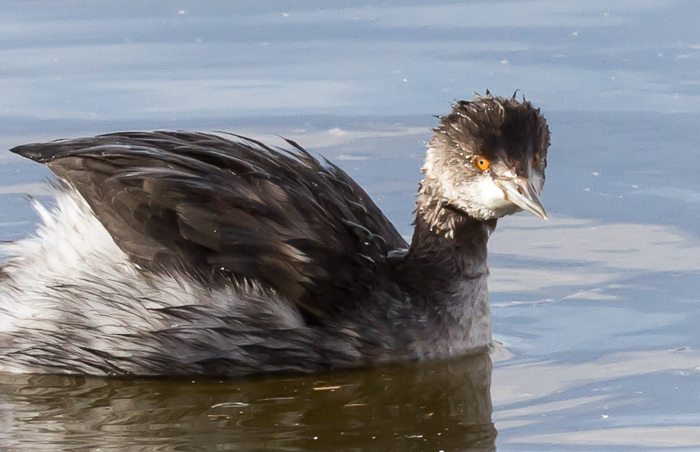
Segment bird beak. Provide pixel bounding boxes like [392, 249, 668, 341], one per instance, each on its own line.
[496, 177, 548, 220]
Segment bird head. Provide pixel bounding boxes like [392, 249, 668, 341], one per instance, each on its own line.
[422, 93, 550, 222]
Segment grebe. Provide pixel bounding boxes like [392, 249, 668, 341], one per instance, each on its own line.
[0, 94, 549, 377]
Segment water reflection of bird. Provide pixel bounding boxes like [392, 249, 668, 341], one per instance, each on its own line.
[0, 93, 549, 377]
[0, 354, 496, 451]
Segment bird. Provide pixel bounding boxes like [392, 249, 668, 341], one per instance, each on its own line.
[0, 93, 549, 377]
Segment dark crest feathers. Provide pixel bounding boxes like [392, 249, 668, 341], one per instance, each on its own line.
[432, 94, 550, 161]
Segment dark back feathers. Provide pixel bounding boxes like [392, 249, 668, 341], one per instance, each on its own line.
[11, 131, 407, 322]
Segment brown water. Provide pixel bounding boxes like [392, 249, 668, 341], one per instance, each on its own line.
[0, 355, 494, 451]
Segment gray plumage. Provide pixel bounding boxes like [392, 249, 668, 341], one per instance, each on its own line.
[0, 94, 550, 377]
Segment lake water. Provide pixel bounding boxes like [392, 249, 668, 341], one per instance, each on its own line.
[1, 1, 700, 450]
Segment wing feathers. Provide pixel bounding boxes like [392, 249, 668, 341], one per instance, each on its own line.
[11, 132, 406, 322]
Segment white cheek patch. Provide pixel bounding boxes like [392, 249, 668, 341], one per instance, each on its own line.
[451, 175, 521, 220]
[470, 176, 510, 210]
[423, 146, 522, 220]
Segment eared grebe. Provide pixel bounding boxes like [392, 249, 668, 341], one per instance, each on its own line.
[0, 94, 549, 377]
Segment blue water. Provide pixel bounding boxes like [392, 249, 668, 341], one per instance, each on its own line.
[2, 1, 700, 450]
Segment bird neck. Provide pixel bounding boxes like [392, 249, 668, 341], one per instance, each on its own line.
[402, 183, 497, 296]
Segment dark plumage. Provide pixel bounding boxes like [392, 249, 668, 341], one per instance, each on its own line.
[14, 132, 405, 323]
[0, 93, 550, 377]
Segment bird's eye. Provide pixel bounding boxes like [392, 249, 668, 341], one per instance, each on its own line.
[531, 154, 541, 168]
[473, 156, 491, 171]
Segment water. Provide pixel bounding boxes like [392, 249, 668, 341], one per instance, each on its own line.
[0, 355, 495, 451]
[1, 1, 700, 450]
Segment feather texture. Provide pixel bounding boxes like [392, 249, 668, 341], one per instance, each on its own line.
[11, 132, 406, 323]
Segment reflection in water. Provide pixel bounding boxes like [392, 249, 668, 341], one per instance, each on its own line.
[0, 354, 495, 451]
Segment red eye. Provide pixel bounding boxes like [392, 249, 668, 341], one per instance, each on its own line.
[473, 156, 491, 171]
[531, 154, 540, 168]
